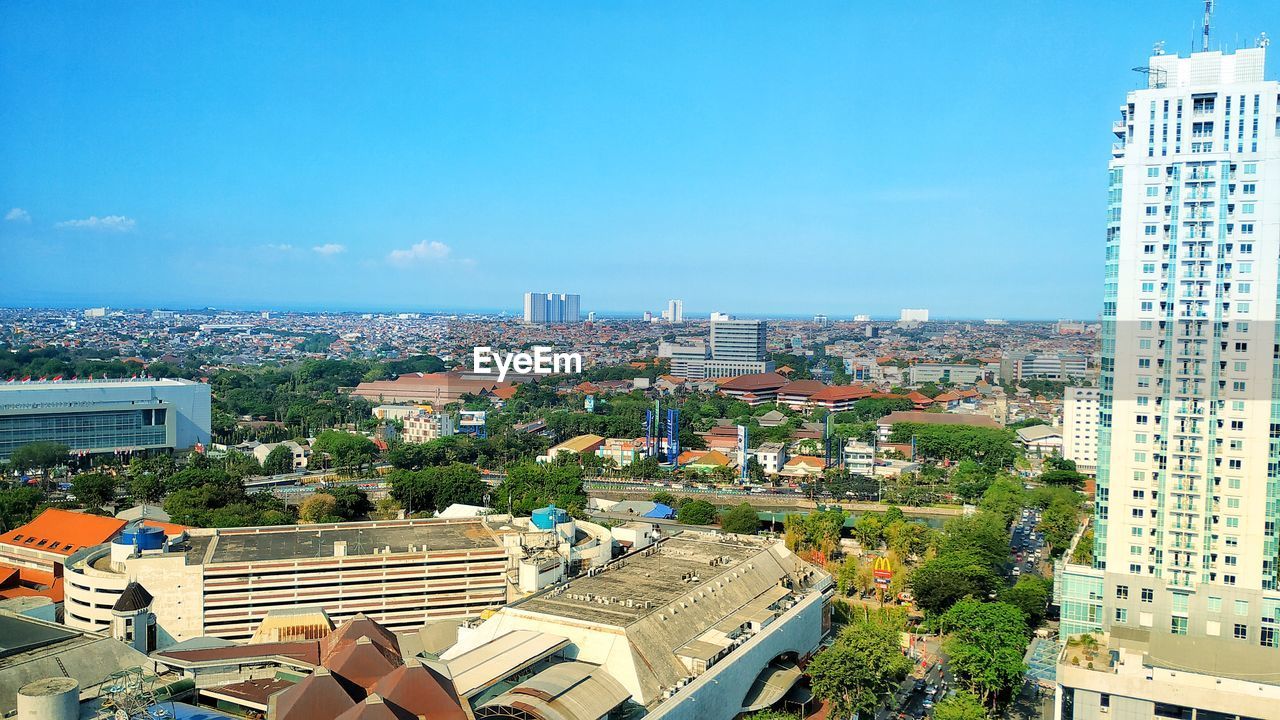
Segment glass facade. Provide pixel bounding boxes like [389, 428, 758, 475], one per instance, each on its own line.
[1058, 565, 1106, 638]
[0, 406, 169, 460]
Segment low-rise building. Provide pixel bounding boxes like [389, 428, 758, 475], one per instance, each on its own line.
[401, 410, 456, 444]
[63, 518, 510, 648]
[538, 434, 606, 463]
[445, 534, 833, 720]
[843, 440, 875, 476]
[1016, 425, 1063, 458]
[908, 363, 985, 385]
[754, 443, 788, 475]
[718, 373, 788, 407]
[251, 440, 310, 470]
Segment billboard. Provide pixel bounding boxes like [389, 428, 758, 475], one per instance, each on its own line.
[873, 556, 893, 587]
[738, 424, 749, 480]
[665, 408, 680, 464]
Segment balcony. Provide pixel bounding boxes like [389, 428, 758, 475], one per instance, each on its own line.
[1112, 142, 1126, 158]
[1113, 120, 1128, 137]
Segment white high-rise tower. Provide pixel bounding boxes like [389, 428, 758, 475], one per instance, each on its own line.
[1056, 41, 1280, 717]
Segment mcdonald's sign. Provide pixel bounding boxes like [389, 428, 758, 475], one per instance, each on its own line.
[873, 556, 893, 586]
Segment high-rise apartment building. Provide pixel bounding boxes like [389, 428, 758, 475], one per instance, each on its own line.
[522, 292, 581, 324]
[1055, 43, 1280, 719]
[666, 299, 683, 324]
[1062, 386, 1100, 476]
[899, 308, 929, 323]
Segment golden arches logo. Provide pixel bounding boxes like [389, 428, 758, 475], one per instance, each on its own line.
[873, 556, 892, 574]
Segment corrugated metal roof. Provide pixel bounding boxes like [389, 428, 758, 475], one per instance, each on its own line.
[446, 630, 570, 697]
[477, 662, 630, 720]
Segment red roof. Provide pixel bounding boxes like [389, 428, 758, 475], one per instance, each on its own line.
[719, 372, 788, 393]
[808, 385, 875, 402]
[905, 391, 934, 405]
[491, 385, 518, 400]
[0, 563, 63, 602]
[0, 508, 125, 557]
[777, 380, 827, 397]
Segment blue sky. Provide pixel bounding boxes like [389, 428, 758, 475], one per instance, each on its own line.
[2, 2, 1278, 319]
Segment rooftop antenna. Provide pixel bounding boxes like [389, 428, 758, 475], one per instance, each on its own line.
[1202, 0, 1214, 52]
[1259, 32, 1271, 49]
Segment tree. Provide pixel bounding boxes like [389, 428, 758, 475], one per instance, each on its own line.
[720, 503, 760, 534]
[933, 690, 990, 720]
[887, 423, 1018, 470]
[71, 472, 117, 510]
[650, 491, 678, 507]
[494, 462, 586, 515]
[808, 615, 912, 720]
[262, 445, 296, 475]
[951, 460, 994, 502]
[1001, 575, 1052, 628]
[328, 485, 372, 520]
[388, 463, 488, 515]
[370, 497, 402, 520]
[939, 599, 1030, 707]
[1038, 469, 1086, 488]
[909, 551, 1002, 616]
[299, 493, 338, 524]
[677, 499, 718, 525]
[852, 513, 884, 549]
[0, 486, 44, 532]
[9, 442, 70, 484]
[128, 473, 166, 505]
[941, 512, 1012, 568]
[312, 431, 377, 475]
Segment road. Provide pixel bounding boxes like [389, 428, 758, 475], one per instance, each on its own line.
[1009, 506, 1047, 579]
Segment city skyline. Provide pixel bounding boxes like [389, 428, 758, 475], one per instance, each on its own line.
[3, 2, 1279, 317]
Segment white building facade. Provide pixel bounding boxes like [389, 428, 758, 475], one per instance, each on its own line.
[1063, 386, 1100, 476]
[1056, 44, 1280, 717]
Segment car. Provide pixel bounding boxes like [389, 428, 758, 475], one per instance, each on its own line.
[922, 700, 935, 710]
[1012, 567, 1021, 576]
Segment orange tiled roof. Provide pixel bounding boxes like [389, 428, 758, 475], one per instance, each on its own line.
[808, 385, 874, 402]
[491, 385, 518, 400]
[0, 508, 125, 556]
[141, 520, 192, 536]
[690, 450, 732, 467]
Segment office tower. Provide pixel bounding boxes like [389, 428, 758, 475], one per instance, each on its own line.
[999, 350, 1089, 383]
[1063, 386, 1100, 476]
[1055, 42, 1280, 718]
[658, 313, 773, 379]
[710, 314, 767, 362]
[667, 299, 684, 324]
[522, 292, 580, 324]
[899, 308, 929, 322]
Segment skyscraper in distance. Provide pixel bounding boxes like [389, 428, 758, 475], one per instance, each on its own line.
[667, 299, 683, 324]
[522, 292, 581, 324]
[1055, 39, 1280, 718]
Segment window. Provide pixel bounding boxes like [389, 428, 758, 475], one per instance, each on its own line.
[1243, 162, 1257, 174]
[1148, 167, 1160, 177]
[1144, 225, 1158, 236]
[1242, 183, 1256, 194]
[1241, 223, 1255, 234]
[1262, 627, 1278, 648]
[1236, 600, 1249, 616]
[1142, 263, 1156, 273]
[1141, 282, 1155, 293]
[1242, 203, 1256, 214]
[1146, 186, 1159, 197]
[1133, 508, 1145, 519]
[1240, 262, 1254, 273]
[1208, 596, 1222, 612]
[1172, 593, 1189, 613]
[1239, 243, 1253, 254]
[1226, 516, 1240, 528]
[1235, 623, 1248, 640]
[1116, 585, 1129, 599]
[1172, 616, 1188, 635]
[1140, 301, 1153, 311]
[1238, 282, 1252, 293]
[1146, 205, 1158, 216]
[1141, 588, 1154, 603]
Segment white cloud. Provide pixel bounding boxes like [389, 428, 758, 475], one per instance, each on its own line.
[265, 243, 295, 251]
[55, 215, 137, 232]
[312, 243, 346, 256]
[5, 208, 31, 223]
[387, 240, 451, 266]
